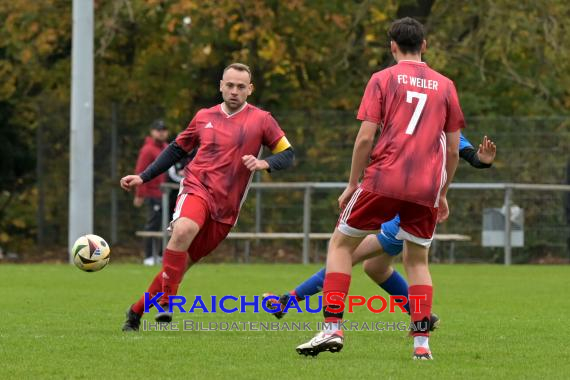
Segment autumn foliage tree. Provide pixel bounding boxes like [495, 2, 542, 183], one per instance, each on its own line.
[1, 0, 568, 257]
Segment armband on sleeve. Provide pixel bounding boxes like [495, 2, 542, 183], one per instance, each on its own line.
[271, 136, 292, 154]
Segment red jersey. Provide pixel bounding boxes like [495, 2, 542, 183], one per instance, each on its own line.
[175, 103, 285, 225]
[357, 60, 465, 207]
[135, 137, 168, 198]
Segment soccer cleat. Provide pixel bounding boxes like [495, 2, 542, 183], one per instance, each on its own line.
[413, 347, 433, 360]
[155, 303, 173, 323]
[408, 313, 441, 339]
[296, 330, 344, 357]
[409, 313, 441, 337]
[429, 313, 440, 331]
[262, 293, 289, 319]
[122, 306, 141, 332]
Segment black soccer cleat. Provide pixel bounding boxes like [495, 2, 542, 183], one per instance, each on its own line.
[262, 293, 289, 319]
[408, 313, 441, 337]
[122, 306, 141, 332]
[155, 303, 173, 323]
[429, 313, 440, 331]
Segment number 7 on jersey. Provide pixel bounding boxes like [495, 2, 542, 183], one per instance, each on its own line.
[405, 91, 427, 135]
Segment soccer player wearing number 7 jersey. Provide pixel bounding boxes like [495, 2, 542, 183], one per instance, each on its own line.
[296, 17, 465, 360]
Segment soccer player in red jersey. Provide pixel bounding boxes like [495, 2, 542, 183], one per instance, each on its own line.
[296, 18, 464, 360]
[119, 63, 294, 331]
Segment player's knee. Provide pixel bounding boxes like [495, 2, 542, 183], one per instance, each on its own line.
[403, 250, 428, 268]
[363, 259, 392, 283]
[170, 219, 200, 247]
[363, 259, 374, 276]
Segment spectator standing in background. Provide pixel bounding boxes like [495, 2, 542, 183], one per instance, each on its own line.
[134, 120, 169, 266]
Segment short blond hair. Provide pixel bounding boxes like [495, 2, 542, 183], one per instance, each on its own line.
[223, 63, 252, 81]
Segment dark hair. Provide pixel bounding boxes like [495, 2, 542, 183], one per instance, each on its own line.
[223, 62, 252, 81]
[150, 119, 166, 130]
[388, 17, 425, 54]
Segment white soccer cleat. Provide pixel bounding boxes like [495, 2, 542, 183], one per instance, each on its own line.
[413, 347, 433, 360]
[296, 330, 344, 357]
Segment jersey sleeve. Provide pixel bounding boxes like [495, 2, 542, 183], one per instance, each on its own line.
[262, 113, 286, 150]
[175, 113, 201, 152]
[444, 81, 466, 133]
[459, 132, 473, 151]
[357, 74, 382, 124]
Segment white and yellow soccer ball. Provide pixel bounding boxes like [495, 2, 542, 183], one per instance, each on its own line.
[71, 234, 111, 272]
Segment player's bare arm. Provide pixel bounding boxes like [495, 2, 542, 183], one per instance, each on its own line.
[438, 130, 460, 222]
[339, 121, 378, 209]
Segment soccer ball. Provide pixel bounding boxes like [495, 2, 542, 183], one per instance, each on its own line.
[71, 234, 111, 272]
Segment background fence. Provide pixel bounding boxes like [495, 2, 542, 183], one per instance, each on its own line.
[11, 102, 570, 263]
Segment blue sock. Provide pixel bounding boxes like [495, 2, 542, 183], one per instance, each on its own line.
[379, 270, 410, 313]
[293, 268, 326, 299]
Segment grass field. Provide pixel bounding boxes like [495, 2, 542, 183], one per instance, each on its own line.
[1, 263, 569, 379]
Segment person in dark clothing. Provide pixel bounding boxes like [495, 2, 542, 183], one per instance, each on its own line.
[166, 150, 196, 218]
[134, 120, 169, 265]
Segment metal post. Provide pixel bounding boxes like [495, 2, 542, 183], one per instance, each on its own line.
[255, 171, 262, 244]
[302, 186, 312, 264]
[244, 240, 251, 263]
[110, 103, 118, 244]
[68, 0, 94, 262]
[161, 187, 169, 255]
[36, 115, 45, 246]
[449, 242, 455, 264]
[504, 186, 513, 265]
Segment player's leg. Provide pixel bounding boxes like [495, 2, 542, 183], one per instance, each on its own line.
[296, 230, 363, 356]
[363, 253, 440, 331]
[123, 194, 207, 331]
[263, 236, 376, 317]
[290, 217, 400, 306]
[363, 214, 440, 330]
[151, 216, 200, 322]
[398, 202, 438, 359]
[362, 216, 412, 312]
[297, 189, 396, 356]
[153, 218, 231, 323]
[363, 255, 397, 295]
[403, 241, 433, 359]
[364, 217, 411, 312]
[264, 227, 387, 318]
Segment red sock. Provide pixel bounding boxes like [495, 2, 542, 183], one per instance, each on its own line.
[132, 271, 163, 315]
[160, 249, 189, 304]
[322, 272, 351, 324]
[409, 285, 433, 337]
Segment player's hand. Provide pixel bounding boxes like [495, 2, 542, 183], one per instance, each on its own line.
[437, 196, 449, 223]
[133, 196, 144, 208]
[338, 184, 358, 210]
[120, 175, 143, 192]
[477, 135, 497, 164]
[241, 155, 270, 172]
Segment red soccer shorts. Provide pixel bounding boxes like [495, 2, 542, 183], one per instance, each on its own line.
[171, 193, 232, 262]
[337, 188, 438, 247]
